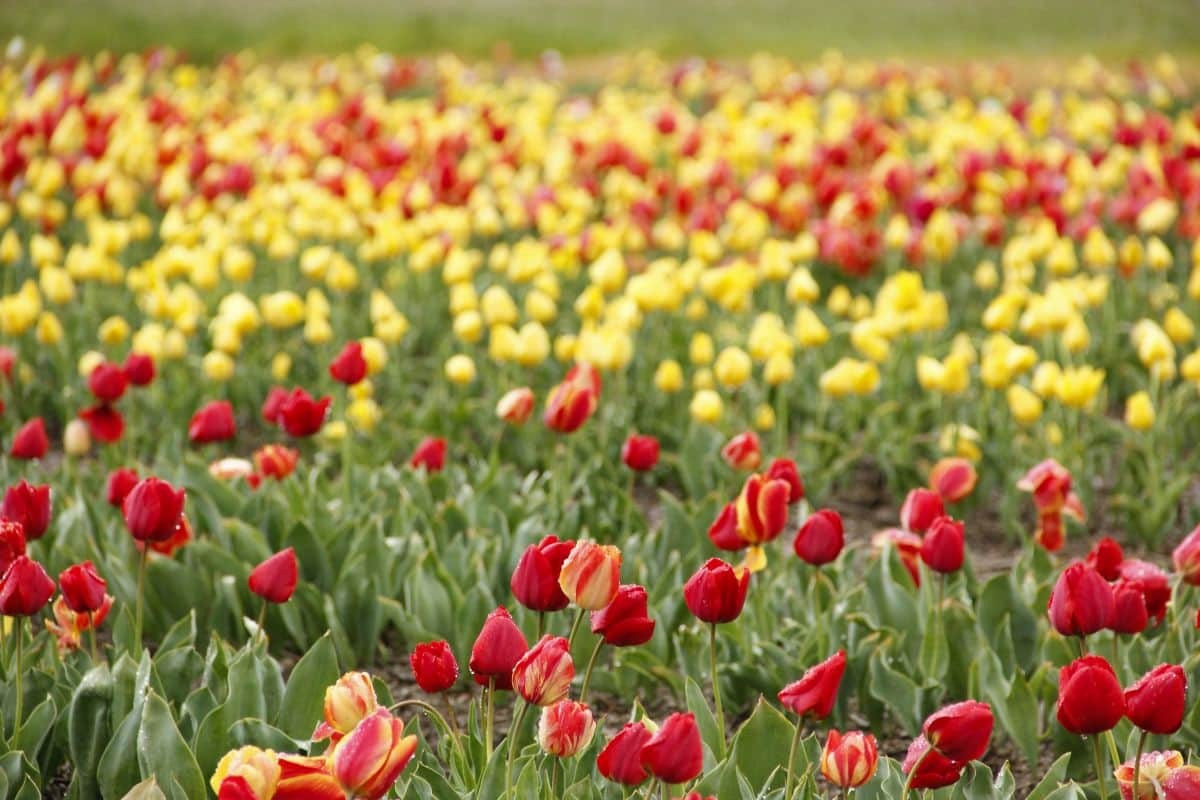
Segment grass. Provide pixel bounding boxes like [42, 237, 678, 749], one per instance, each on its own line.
[2, 0, 1199, 62]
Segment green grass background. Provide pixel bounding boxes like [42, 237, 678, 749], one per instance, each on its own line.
[2, 0, 1199, 61]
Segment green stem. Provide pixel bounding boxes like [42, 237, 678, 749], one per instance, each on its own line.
[389, 698, 465, 765]
[12, 617, 23, 740]
[484, 677, 496, 759]
[900, 746, 932, 800]
[1131, 728, 1147, 800]
[536, 611, 545, 641]
[709, 623, 727, 759]
[256, 601, 268, 643]
[505, 702, 529, 800]
[1092, 735, 1110, 800]
[1105, 730, 1121, 778]
[578, 639, 604, 704]
[134, 547, 148, 650]
[565, 607, 586, 652]
[784, 717, 804, 800]
[88, 613, 99, 662]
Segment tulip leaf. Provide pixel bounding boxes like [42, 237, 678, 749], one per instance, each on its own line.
[684, 677, 723, 763]
[918, 616, 949, 683]
[97, 702, 144, 800]
[1026, 754, 1072, 800]
[136, 690, 206, 800]
[728, 697, 792, 790]
[118, 778, 167, 800]
[275, 633, 340, 739]
[867, 647, 923, 734]
[13, 696, 55, 762]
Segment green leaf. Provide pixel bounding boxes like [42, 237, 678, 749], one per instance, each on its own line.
[98, 703, 144, 800]
[727, 697, 792, 790]
[68, 664, 114, 800]
[867, 647, 924, 734]
[919, 616, 949, 682]
[137, 691, 207, 800]
[119, 778, 167, 800]
[1027, 754, 1072, 800]
[275, 633, 340, 739]
[684, 677, 723, 762]
[13, 696, 56, 760]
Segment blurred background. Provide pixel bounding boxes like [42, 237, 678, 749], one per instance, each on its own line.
[3, 0, 1199, 61]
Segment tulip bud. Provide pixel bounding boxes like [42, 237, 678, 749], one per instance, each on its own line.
[0, 556, 55, 616]
[88, 362, 128, 402]
[2, 480, 51, 540]
[248, 548, 298, 604]
[720, 431, 761, 471]
[1057, 655, 1125, 734]
[329, 341, 367, 386]
[409, 640, 459, 694]
[590, 583, 656, 647]
[254, 445, 299, 480]
[778, 650, 847, 720]
[902, 735, 965, 790]
[821, 730, 879, 789]
[105, 468, 139, 507]
[544, 377, 597, 434]
[683, 558, 750, 624]
[765, 458, 804, 503]
[923, 700, 993, 762]
[735, 474, 790, 546]
[1110, 580, 1150, 634]
[900, 488, 943, 533]
[209, 745, 281, 800]
[1124, 664, 1186, 735]
[640, 712, 703, 784]
[262, 387, 288, 425]
[1087, 536, 1124, 581]
[469, 606, 528, 690]
[537, 700, 596, 757]
[123, 353, 156, 387]
[189, 400, 237, 444]
[320, 671, 379, 739]
[929, 457, 977, 503]
[707, 503, 745, 551]
[58, 561, 107, 613]
[512, 635, 574, 707]
[0, 520, 26, 575]
[597, 721, 653, 786]
[80, 404, 125, 444]
[276, 388, 331, 437]
[331, 709, 417, 799]
[920, 516, 965, 574]
[496, 387, 535, 425]
[1117, 559, 1170, 624]
[1047, 562, 1114, 636]
[793, 508, 845, 566]
[558, 541, 622, 611]
[10, 418, 49, 460]
[620, 434, 659, 471]
[63, 419, 91, 456]
[122, 478, 186, 543]
[873, 527, 923, 586]
[1115, 750, 1186, 800]
[511, 535, 575, 612]
[409, 436, 447, 472]
[1172, 524, 1200, 585]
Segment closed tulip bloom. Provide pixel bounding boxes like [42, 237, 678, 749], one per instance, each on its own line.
[254, 445, 299, 480]
[778, 649, 847, 719]
[248, 548, 298, 604]
[621, 434, 659, 471]
[1174, 525, 1200, 585]
[79, 404, 125, 444]
[512, 635, 575, 706]
[277, 388, 331, 437]
[1110, 580, 1150, 634]
[10, 418, 49, 459]
[544, 378, 597, 433]
[1087, 536, 1125, 581]
[0, 556, 55, 616]
[1047, 562, 1114, 636]
[105, 468, 139, 507]
[720, 431, 761, 471]
[2, 480, 51, 540]
[1057, 655, 1125, 734]
[0, 521, 25, 575]
[141, 513, 192, 558]
[707, 503, 745, 551]
[596, 721, 653, 786]
[559, 541, 622, 610]
[1125, 664, 1187, 735]
[209, 746, 281, 800]
[1117, 559, 1171, 624]
[923, 700, 993, 762]
[122, 353, 156, 387]
[538, 700, 596, 757]
[641, 712, 704, 784]
[331, 709, 417, 800]
[409, 640, 458, 694]
[900, 488, 944, 533]
[88, 362, 128, 402]
[1163, 765, 1200, 798]
[122, 477, 186, 542]
[920, 516, 965, 574]
[58, 561, 107, 613]
[469, 606, 528, 690]
[1114, 751, 1186, 800]
[683, 558, 750, 623]
[765, 457, 804, 503]
[318, 672, 379, 740]
[511, 535, 575, 612]
[929, 457, 978, 503]
[590, 583, 656, 646]
[902, 736, 965, 790]
[329, 341, 367, 386]
[735, 474, 790, 545]
[189, 400, 237, 443]
[261, 386, 289, 425]
[63, 419, 91, 455]
[794, 508, 845, 566]
[496, 387, 535, 425]
[873, 527, 923, 586]
[821, 730, 879, 789]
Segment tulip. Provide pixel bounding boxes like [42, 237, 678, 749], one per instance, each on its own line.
[1057, 655, 1125, 734]
[778, 649, 847, 720]
[641, 712, 704, 784]
[409, 640, 458, 694]
[821, 730, 879, 789]
[0, 556, 55, 616]
[590, 583, 655, 647]
[209, 746, 281, 800]
[873, 527, 923, 586]
[141, 514, 192, 558]
[2, 480, 51, 540]
[765, 457, 804, 503]
[900, 488, 943, 533]
[0, 520, 25, 575]
[58, 561, 107, 613]
[1036, 511, 1067, 553]
[409, 436, 446, 472]
[122, 477, 186, 542]
[254, 444, 300, 480]
[559, 541, 622, 611]
[544, 376, 597, 433]
[1018, 459, 1082, 518]
[496, 387, 535, 425]
[683, 558, 750, 624]
[10, 418, 49, 459]
[261, 386, 289, 425]
[1174, 524, 1200, 585]
[707, 503, 745, 551]
[1117, 559, 1171, 624]
[248, 548, 298, 604]
[923, 700, 993, 762]
[189, 400, 237, 443]
[469, 606, 528, 690]
[277, 388, 331, 437]
[512, 635, 574, 707]
[1125, 664, 1186, 735]
[329, 341, 367, 385]
[735, 474, 790, 549]
[1047, 562, 1114, 637]
[537, 700, 596, 757]
[1164, 765, 1200, 799]
[511, 535, 575, 613]
[63, 419, 91, 455]
[1088, 536, 1125, 581]
[317, 672, 379, 741]
[123, 353, 156, 387]
[1114, 751, 1185, 800]
[88, 361, 128, 402]
[274, 755, 345, 800]
[596, 721, 652, 786]
[1110, 580, 1150, 634]
[720, 431, 761, 470]
[929, 457, 978, 503]
[794, 508, 845, 566]
[920, 516, 965, 573]
[902, 735, 965, 790]
[79, 404, 125, 444]
[621, 433, 659, 471]
[106, 468, 139, 507]
[331, 709, 417, 799]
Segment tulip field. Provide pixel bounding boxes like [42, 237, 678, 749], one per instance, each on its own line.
[5, 28, 1200, 800]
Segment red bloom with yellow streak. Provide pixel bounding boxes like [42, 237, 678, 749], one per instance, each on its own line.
[735, 473, 790, 571]
[314, 671, 379, 742]
[929, 457, 978, 503]
[821, 730, 879, 789]
[330, 708, 417, 800]
[558, 541, 622, 610]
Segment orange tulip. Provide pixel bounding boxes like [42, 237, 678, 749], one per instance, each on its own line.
[558, 541, 622, 610]
[315, 671, 379, 741]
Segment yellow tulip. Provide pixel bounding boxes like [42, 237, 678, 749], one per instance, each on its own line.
[689, 332, 714, 365]
[203, 351, 235, 382]
[1124, 390, 1155, 430]
[754, 403, 776, 431]
[445, 354, 476, 384]
[271, 352, 292, 381]
[654, 359, 684, 393]
[1006, 385, 1043, 424]
[1164, 307, 1195, 343]
[689, 389, 723, 423]
[714, 347, 752, 388]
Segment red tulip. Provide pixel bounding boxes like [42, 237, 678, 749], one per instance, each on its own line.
[1047, 562, 1113, 636]
[1174, 524, 1200, 586]
[597, 721, 652, 786]
[189, 400, 237, 444]
[254, 445, 299, 480]
[140, 513, 192, 557]
[122, 353, 156, 386]
[512, 635, 575, 707]
[329, 341, 367, 386]
[0, 556, 55, 616]
[277, 388, 331, 437]
[900, 488, 943, 533]
[683, 558, 750, 623]
[1057, 655, 1125, 734]
[122, 477, 186, 542]
[88, 362, 128, 402]
[821, 730, 879, 789]
[720, 431, 761, 471]
[0, 520, 25, 575]
[0, 347, 15, 380]
[409, 436, 446, 472]
[1035, 511, 1066, 552]
[330, 708, 417, 799]
[873, 527, 923, 586]
[1117, 559, 1171, 624]
[559, 541, 622, 610]
[778, 649, 847, 720]
[261, 386, 289, 425]
[544, 377, 598, 434]
[511, 535, 575, 612]
[106, 468, 140, 508]
[409, 640, 459, 694]
[765, 457, 804, 503]
[248, 548, 298, 604]
[496, 387, 535, 425]
[640, 712, 703, 784]
[929, 457, 977, 503]
[621, 434, 659, 471]
[1017, 459, 1079, 516]
[902, 736, 965, 790]
[920, 516, 965, 574]
[1115, 750, 1185, 800]
[1087, 536, 1124, 581]
[2, 480, 51, 540]
[537, 700, 596, 757]
[794, 508, 844, 566]
[10, 418, 49, 459]
[1164, 765, 1200, 799]
[1124, 664, 1187, 735]
[58, 561, 108, 613]
[1110, 580, 1150, 634]
[923, 700, 993, 762]
[735, 474, 790, 546]
[707, 503, 745, 551]
[79, 404, 125, 443]
[590, 583, 655, 646]
[468, 606, 528, 690]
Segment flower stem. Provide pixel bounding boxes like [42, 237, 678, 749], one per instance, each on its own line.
[484, 676, 496, 759]
[709, 623, 727, 760]
[900, 746, 932, 800]
[784, 717, 804, 800]
[256, 601, 268, 643]
[134, 547, 148, 650]
[13, 617, 23, 740]
[579, 639, 604, 704]
[88, 613, 99, 662]
[536, 611, 545, 640]
[566, 607, 586, 652]
[1131, 728, 1147, 800]
[1092, 735, 1110, 800]
[505, 702, 529, 800]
